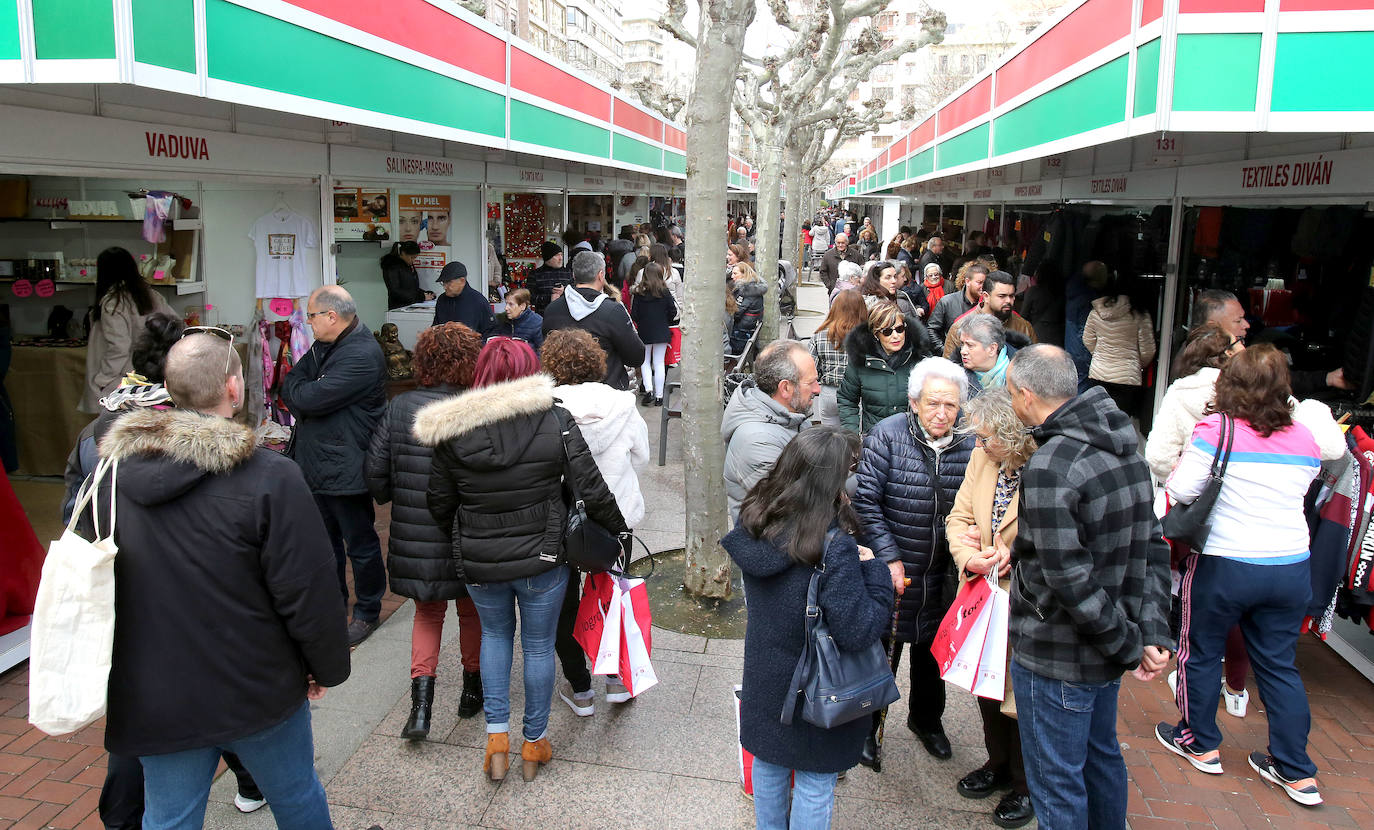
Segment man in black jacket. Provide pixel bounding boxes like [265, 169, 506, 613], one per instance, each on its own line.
[527, 242, 573, 314]
[431, 261, 494, 335]
[88, 332, 349, 829]
[542, 251, 645, 390]
[283, 285, 388, 645]
[1004, 345, 1173, 829]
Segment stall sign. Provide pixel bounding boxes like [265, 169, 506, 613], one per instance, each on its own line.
[326, 121, 356, 144]
[35, 279, 55, 298]
[330, 145, 483, 184]
[145, 131, 210, 161]
[11, 279, 32, 297]
[486, 163, 567, 189]
[620, 178, 648, 193]
[575, 175, 610, 190]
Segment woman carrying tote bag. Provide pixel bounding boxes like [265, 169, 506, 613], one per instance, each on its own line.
[722, 427, 894, 829]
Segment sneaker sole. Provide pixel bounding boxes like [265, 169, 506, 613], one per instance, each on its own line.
[1156, 727, 1223, 774]
[604, 691, 632, 704]
[559, 692, 595, 717]
[1248, 755, 1322, 806]
[234, 796, 267, 814]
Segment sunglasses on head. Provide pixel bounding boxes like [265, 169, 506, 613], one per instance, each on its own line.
[877, 324, 906, 337]
[180, 325, 236, 375]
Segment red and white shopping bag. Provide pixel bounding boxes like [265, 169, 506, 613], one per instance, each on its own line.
[573, 572, 623, 675]
[972, 581, 1009, 701]
[735, 685, 791, 797]
[930, 575, 994, 692]
[619, 576, 658, 697]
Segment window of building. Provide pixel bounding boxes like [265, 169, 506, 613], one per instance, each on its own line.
[901, 85, 918, 106]
[530, 0, 545, 20]
[872, 64, 893, 82]
[938, 54, 948, 71]
[872, 86, 893, 100]
[961, 53, 970, 72]
[491, 3, 506, 27]
[872, 135, 892, 148]
[905, 12, 918, 25]
[877, 12, 897, 30]
[977, 54, 987, 70]
[550, 3, 565, 32]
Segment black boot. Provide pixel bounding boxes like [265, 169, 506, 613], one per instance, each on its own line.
[858, 713, 883, 771]
[402, 676, 435, 741]
[457, 670, 483, 719]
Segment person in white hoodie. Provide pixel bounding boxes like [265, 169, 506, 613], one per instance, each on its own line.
[1145, 322, 1345, 719]
[541, 328, 650, 716]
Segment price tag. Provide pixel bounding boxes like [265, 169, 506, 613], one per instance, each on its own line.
[269, 298, 295, 317]
[11, 279, 32, 298]
[35, 279, 55, 298]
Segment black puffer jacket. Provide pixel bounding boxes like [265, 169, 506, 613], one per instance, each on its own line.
[854, 411, 974, 643]
[281, 318, 387, 495]
[381, 253, 424, 310]
[365, 383, 467, 601]
[415, 374, 627, 584]
[87, 409, 350, 756]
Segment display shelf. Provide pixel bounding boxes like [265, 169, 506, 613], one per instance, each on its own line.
[173, 281, 205, 294]
[0, 218, 142, 226]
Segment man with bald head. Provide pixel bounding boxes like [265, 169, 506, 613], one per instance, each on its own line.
[283, 285, 389, 645]
[88, 330, 349, 828]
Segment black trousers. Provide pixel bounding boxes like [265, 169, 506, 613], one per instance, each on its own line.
[101, 751, 261, 829]
[312, 492, 387, 622]
[978, 696, 1028, 795]
[869, 636, 946, 734]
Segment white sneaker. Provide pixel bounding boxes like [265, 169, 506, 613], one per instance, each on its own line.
[605, 676, 632, 704]
[558, 681, 595, 717]
[234, 793, 267, 814]
[1223, 685, 1249, 718]
[1167, 670, 1177, 697]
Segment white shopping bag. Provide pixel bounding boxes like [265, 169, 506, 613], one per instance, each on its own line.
[29, 457, 120, 736]
[972, 582, 1009, 701]
[619, 580, 658, 697]
[591, 576, 624, 676]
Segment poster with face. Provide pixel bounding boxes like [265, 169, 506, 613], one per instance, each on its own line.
[397, 194, 452, 248]
[333, 187, 391, 241]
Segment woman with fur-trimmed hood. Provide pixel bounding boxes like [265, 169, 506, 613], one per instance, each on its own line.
[414, 337, 626, 785]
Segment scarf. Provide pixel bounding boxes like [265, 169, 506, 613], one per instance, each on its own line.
[925, 276, 945, 307]
[976, 349, 1010, 390]
[100, 373, 172, 411]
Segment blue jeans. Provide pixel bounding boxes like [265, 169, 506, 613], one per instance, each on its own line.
[1176, 555, 1315, 779]
[1011, 660, 1125, 830]
[466, 566, 569, 741]
[751, 756, 837, 830]
[138, 701, 330, 830]
[313, 493, 386, 622]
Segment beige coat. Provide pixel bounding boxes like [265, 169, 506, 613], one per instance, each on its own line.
[946, 447, 1020, 715]
[1083, 295, 1156, 386]
[80, 290, 172, 414]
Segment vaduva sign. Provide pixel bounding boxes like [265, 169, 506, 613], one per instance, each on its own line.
[146, 131, 209, 161]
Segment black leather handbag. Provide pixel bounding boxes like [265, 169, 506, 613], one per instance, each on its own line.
[781, 531, 901, 729]
[1161, 414, 1234, 551]
[554, 408, 625, 574]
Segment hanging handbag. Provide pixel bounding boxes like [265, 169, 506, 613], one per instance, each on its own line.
[1161, 414, 1234, 551]
[781, 530, 902, 729]
[554, 407, 626, 573]
[29, 456, 120, 735]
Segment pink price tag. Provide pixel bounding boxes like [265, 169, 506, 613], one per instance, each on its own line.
[35, 279, 55, 298]
[10, 279, 32, 298]
[269, 298, 294, 316]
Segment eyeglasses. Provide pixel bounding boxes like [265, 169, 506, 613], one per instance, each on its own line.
[306, 310, 333, 320]
[877, 324, 906, 337]
[181, 325, 236, 375]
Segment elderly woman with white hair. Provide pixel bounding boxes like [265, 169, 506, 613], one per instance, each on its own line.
[853, 356, 976, 769]
[828, 259, 864, 301]
[957, 313, 1013, 393]
[945, 388, 1039, 828]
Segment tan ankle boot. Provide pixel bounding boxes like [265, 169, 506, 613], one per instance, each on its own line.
[521, 737, 552, 781]
[484, 733, 509, 781]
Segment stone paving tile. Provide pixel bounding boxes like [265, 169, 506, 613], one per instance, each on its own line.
[328, 735, 498, 822]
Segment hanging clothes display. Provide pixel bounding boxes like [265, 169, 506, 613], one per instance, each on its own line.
[142, 191, 174, 243]
[250, 207, 319, 299]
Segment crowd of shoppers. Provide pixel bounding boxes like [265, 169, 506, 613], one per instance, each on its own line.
[54, 218, 1349, 830]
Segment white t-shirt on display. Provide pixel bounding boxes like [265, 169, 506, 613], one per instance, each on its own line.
[251, 210, 319, 298]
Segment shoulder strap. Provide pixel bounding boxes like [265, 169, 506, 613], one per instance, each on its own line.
[552, 404, 582, 504]
[69, 455, 118, 542]
[1210, 414, 1235, 478]
[781, 566, 824, 726]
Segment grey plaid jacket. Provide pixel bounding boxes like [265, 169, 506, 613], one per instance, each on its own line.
[1010, 386, 1174, 683]
[807, 329, 849, 388]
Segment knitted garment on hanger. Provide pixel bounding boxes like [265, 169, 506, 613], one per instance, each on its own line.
[142, 192, 173, 244]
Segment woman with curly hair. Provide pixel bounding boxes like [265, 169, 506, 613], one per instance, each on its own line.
[1158, 344, 1326, 807]
[542, 329, 649, 717]
[365, 322, 485, 742]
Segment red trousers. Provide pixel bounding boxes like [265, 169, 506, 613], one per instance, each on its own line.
[411, 597, 482, 677]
